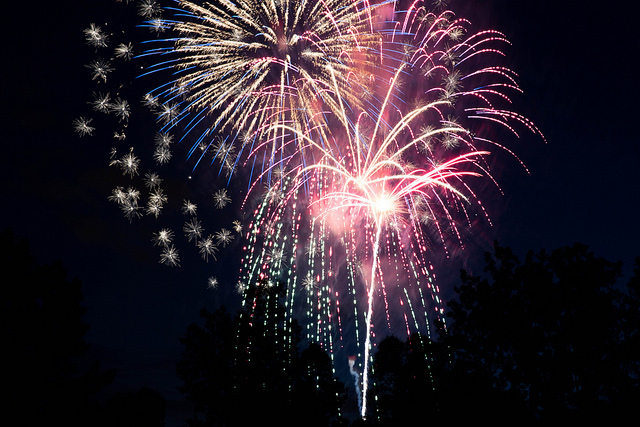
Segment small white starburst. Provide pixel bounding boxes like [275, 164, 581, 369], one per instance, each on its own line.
[197, 235, 219, 262]
[215, 228, 234, 247]
[152, 228, 174, 246]
[120, 200, 142, 223]
[181, 200, 198, 215]
[90, 92, 111, 113]
[183, 218, 203, 242]
[73, 117, 94, 137]
[86, 58, 113, 83]
[109, 97, 130, 122]
[153, 146, 172, 165]
[143, 93, 160, 109]
[114, 42, 134, 60]
[108, 186, 128, 205]
[144, 172, 163, 189]
[148, 188, 167, 205]
[146, 199, 163, 218]
[138, 0, 162, 18]
[235, 281, 247, 294]
[267, 247, 285, 264]
[207, 276, 219, 289]
[116, 149, 140, 178]
[84, 23, 108, 48]
[154, 132, 174, 147]
[213, 189, 231, 209]
[156, 102, 179, 124]
[160, 245, 180, 267]
[302, 275, 317, 293]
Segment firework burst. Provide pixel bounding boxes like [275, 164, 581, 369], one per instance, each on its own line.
[139, 0, 383, 179]
[235, 2, 544, 417]
[75, 0, 544, 420]
[76, 1, 249, 270]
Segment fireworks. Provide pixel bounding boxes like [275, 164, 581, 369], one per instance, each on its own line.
[84, 23, 109, 48]
[76, 0, 543, 420]
[86, 58, 113, 83]
[73, 117, 95, 137]
[233, 2, 543, 418]
[139, 0, 381, 179]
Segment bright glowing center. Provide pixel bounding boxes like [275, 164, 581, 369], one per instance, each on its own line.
[374, 194, 394, 215]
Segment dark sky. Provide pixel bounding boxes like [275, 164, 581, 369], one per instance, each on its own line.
[2, 0, 639, 425]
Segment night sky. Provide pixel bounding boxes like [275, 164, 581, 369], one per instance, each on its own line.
[2, 0, 639, 425]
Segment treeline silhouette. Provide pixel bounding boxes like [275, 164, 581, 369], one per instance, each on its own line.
[1, 228, 165, 426]
[360, 242, 640, 424]
[179, 242, 640, 425]
[4, 225, 639, 425]
[177, 282, 346, 426]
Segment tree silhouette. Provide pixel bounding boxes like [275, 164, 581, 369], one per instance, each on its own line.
[1, 228, 115, 425]
[443, 242, 640, 422]
[1, 228, 168, 426]
[359, 242, 640, 424]
[177, 281, 346, 426]
[103, 386, 167, 427]
[177, 306, 236, 426]
[366, 333, 441, 423]
[291, 342, 347, 426]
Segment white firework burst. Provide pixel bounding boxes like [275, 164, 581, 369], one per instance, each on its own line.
[442, 134, 460, 149]
[138, 0, 162, 19]
[155, 102, 179, 125]
[267, 247, 285, 265]
[108, 186, 129, 205]
[109, 97, 130, 122]
[265, 186, 284, 204]
[114, 42, 134, 61]
[84, 23, 108, 48]
[153, 146, 172, 165]
[183, 218, 203, 242]
[86, 58, 113, 83]
[143, 93, 160, 109]
[181, 200, 197, 215]
[154, 132, 174, 147]
[113, 131, 126, 141]
[146, 199, 163, 218]
[207, 276, 219, 289]
[114, 149, 140, 178]
[90, 92, 111, 113]
[302, 275, 317, 294]
[212, 139, 236, 163]
[197, 235, 219, 262]
[73, 117, 94, 137]
[221, 158, 236, 178]
[305, 238, 320, 258]
[235, 281, 247, 295]
[147, 18, 168, 34]
[152, 228, 174, 246]
[212, 189, 231, 209]
[215, 228, 233, 247]
[144, 172, 163, 189]
[125, 186, 141, 203]
[108, 186, 141, 208]
[120, 200, 142, 223]
[160, 244, 180, 267]
[148, 188, 167, 205]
